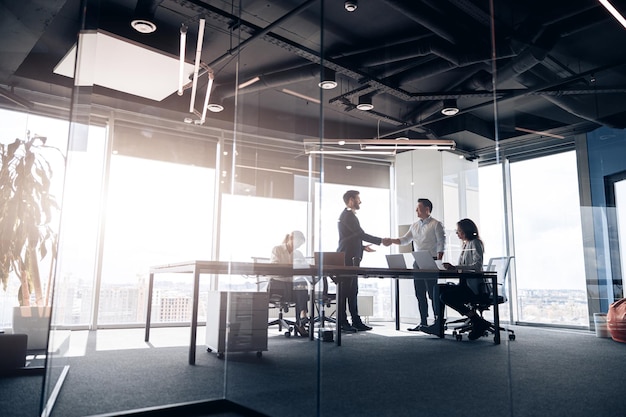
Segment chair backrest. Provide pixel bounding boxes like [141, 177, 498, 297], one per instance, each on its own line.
[485, 256, 513, 303]
[314, 252, 345, 296]
[314, 252, 346, 267]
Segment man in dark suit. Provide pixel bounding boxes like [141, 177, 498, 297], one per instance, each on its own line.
[337, 190, 391, 332]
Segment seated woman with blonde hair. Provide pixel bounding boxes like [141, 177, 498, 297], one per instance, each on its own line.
[269, 230, 310, 336]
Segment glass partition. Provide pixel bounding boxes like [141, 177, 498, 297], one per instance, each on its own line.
[24, 0, 626, 416]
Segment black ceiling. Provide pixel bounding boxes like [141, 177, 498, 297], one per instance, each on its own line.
[1, 0, 626, 163]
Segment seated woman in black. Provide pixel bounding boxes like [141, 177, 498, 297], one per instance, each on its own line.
[420, 218, 490, 340]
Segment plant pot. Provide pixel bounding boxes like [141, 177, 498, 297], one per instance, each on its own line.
[12, 306, 51, 350]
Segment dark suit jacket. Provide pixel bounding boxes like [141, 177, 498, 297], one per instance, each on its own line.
[337, 208, 382, 266]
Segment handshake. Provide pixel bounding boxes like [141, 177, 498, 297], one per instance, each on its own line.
[381, 238, 393, 246]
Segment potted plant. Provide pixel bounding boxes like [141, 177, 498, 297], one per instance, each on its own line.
[0, 131, 62, 349]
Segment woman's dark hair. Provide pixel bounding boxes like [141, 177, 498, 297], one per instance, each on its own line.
[457, 218, 481, 241]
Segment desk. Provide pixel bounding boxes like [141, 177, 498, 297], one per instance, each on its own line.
[145, 261, 499, 364]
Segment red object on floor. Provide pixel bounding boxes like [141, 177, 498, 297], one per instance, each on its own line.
[607, 298, 626, 343]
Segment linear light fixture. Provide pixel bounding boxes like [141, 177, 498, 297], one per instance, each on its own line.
[599, 0, 626, 29]
[279, 166, 321, 175]
[307, 149, 396, 155]
[303, 138, 456, 155]
[515, 126, 565, 139]
[189, 18, 205, 113]
[235, 164, 292, 175]
[200, 71, 215, 124]
[282, 88, 321, 104]
[238, 76, 260, 89]
[178, 24, 187, 96]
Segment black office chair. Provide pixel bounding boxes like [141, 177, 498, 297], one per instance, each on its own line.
[313, 276, 337, 328]
[311, 252, 344, 329]
[267, 278, 301, 337]
[450, 256, 516, 341]
[251, 256, 301, 338]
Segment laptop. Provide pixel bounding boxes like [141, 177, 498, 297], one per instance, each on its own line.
[411, 250, 446, 270]
[385, 254, 408, 269]
[314, 252, 346, 267]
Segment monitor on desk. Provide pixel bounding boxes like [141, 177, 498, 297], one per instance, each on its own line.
[314, 252, 346, 267]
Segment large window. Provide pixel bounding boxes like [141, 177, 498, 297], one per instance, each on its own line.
[100, 154, 215, 325]
[510, 152, 588, 326]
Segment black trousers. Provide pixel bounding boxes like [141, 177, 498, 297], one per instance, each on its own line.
[339, 276, 361, 325]
[413, 263, 437, 325]
[434, 283, 475, 319]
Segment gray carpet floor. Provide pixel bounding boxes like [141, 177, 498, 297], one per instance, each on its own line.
[2, 324, 626, 417]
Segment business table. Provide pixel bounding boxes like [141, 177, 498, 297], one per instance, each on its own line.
[144, 261, 499, 364]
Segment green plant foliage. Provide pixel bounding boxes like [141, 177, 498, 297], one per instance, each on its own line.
[0, 133, 61, 306]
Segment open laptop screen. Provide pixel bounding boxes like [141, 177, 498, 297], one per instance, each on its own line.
[412, 250, 445, 270]
[385, 254, 408, 269]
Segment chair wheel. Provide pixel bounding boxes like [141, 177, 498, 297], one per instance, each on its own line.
[207, 347, 212, 353]
[509, 334, 516, 340]
[256, 351, 263, 358]
[456, 334, 462, 341]
[284, 331, 291, 337]
[217, 353, 224, 359]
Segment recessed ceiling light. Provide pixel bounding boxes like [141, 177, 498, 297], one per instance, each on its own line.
[131, 19, 157, 34]
[207, 103, 224, 112]
[345, 0, 358, 12]
[319, 68, 337, 89]
[356, 95, 373, 111]
[319, 80, 337, 89]
[441, 99, 459, 116]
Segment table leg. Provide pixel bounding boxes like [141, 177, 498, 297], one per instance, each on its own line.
[492, 274, 501, 345]
[189, 266, 200, 365]
[145, 272, 154, 342]
[309, 284, 315, 340]
[395, 278, 400, 331]
[336, 277, 344, 346]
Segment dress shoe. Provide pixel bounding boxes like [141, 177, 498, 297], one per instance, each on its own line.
[407, 325, 423, 331]
[352, 322, 372, 331]
[295, 324, 309, 337]
[420, 322, 444, 338]
[468, 316, 490, 340]
[340, 323, 357, 333]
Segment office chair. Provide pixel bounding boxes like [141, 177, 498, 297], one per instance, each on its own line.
[251, 256, 301, 338]
[311, 252, 344, 329]
[450, 256, 516, 342]
[313, 276, 338, 328]
[267, 278, 301, 337]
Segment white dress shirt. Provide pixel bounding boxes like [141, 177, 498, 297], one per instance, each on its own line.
[398, 216, 445, 257]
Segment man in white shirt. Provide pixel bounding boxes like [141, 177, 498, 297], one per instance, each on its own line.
[389, 198, 445, 330]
